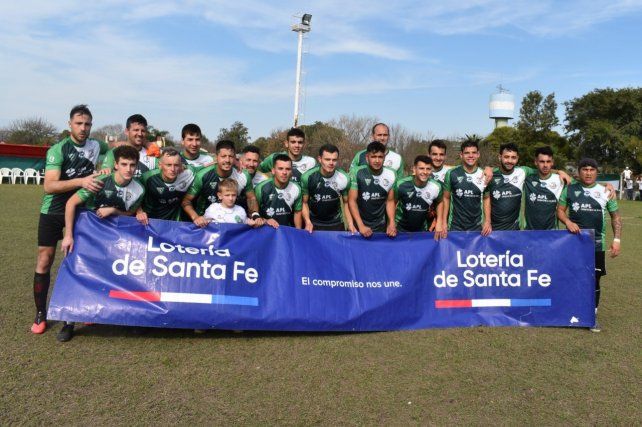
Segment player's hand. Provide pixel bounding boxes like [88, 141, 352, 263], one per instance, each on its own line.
[246, 218, 256, 227]
[304, 222, 314, 233]
[98, 168, 111, 175]
[609, 240, 621, 258]
[434, 223, 447, 241]
[481, 221, 492, 236]
[96, 207, 116, 218]
[605, 183, 616, 200]
[253, 217, 266, 227]
[558, 170, 572, 186]
[428, 218, 437, 232]
[61, 236, 74, 255]
[565, 221, 580, 234]
[193, 216, 209, 228]
[483, 166, 493, 185]
[81, 172, 103, 193]
[266, 219, 280, 229]
[358, 224, 373, 238]
[386, 223, 397, 238]
[347, 223, 357, 234]
[136, 210, 149, 225]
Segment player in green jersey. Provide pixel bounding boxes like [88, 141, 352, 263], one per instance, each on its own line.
[557, 158, 622, 332]
[301, 144, 355, 232]
[102, 114, 158, 178]
[255, 154, 303, 228]
[237, 145, 268, 210]
[394, 155, 445, 238]
[258, 128, 316, 183]
[523, 146, 565, 230]
[182, 140, 260, 227]
[31, 105, 111, 336]
[348, 142, 397, 238]
[442, 139, 488, 233]
[58, 145, 145, 341]
[349, 123, 405, 180]
[179, 123, 214, 170]
[136, 148, 195, 223]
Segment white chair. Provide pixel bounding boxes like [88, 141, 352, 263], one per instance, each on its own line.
[11, 168, 24, 184]
[0, 168, 11, 184]
[24, 168, 38, 184]
[36, 169, 44, 185]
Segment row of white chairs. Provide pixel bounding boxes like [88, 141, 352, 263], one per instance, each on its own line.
[0, 168, 43, 185]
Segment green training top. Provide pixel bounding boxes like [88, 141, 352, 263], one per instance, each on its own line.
[300, 166, 350, 227]
[484, 166, 534, 230]
[522, 172, 564, 230]
[76, 174, 145, 212]
[394, 176, 442, 232]
[258, 152, 317, 183]
[180, 151, 214, 172]
[443, 165, 486, 231]
[559, 182, 618, 252]
[349, 148, 405, 180]
[255, 178, 303, 226]
[102, 146, 158, 179]
[187, 166, 253, 216]
[40, 137, 109, 215]
[140, 167, 195, 220]
[349, 165, 396, 230]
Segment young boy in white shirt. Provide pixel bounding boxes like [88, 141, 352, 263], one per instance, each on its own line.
[204, 178, 261, 226]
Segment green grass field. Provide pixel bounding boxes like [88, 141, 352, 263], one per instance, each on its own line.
[1, 185, 640, 425]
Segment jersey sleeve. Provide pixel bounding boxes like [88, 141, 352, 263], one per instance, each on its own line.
[396, 157, 406, 180]
[606, 198, 618, 213]
[341, 171, 351, 197]
[558, 187, 568, 206]
[521, 166, 536, 175]
[349, 168, 359, 190]
[130, 184, 145, 212]
[349, 151, 362, 172]
[76, 188, 93, 202]
[187, 170, 204, 196]
[294, 184, 303, 211]
[99, 140, 109, 155]
[242, 170, 253, 193]
[102, 149, 115, 170]
[45, 144, 64, 171]
[443, 169, 452, 192]
[300, 170, 311, 196]
[435, 180, 443, 201]
[258, 153, 274, 174]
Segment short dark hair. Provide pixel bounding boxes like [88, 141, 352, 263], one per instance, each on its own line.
[578, 158, 599, 169]
[160, 147, 180, 158]
[319, 144, 339, 157]
[414, 155, 433, 166]
[69, 104, 92, 119]
[273, 153, 292, 166]
[216, 140, 236, 154]
[534, 146, 554, 158]
[366, 141, 386, 154]
[126, 114, 147, 129]
[181, 123, 201, 139]
[371, 122, 389, 135]
[287, 127, 305, 140]
[242, 145, 261, 156]
[428, 139, 447, 152]
[499, 143, 519, 155]
[113, 145, 140, 163]
[460, 139, 479, 152]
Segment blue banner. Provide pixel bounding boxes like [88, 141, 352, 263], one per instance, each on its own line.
[48, 212, 596, 330]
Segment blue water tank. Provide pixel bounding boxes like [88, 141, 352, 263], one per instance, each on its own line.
[489, 92, 515, 119]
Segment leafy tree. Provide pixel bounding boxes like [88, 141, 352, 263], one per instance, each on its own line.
[6, 117, 58, 145]
[91, 124, 125, 143]
[565, 87, 642, 172]
[517, 91, 559, 134]
[217, 121, 250, 151]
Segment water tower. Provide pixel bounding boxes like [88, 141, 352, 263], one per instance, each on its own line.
[489, 85, 515, 128]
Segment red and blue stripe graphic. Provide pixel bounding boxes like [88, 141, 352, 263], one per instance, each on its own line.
[109, 290, 258, 306]
[435, 298, 551, 309]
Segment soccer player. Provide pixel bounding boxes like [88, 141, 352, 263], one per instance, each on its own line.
[301, 144, 354, 232]
[136, 147, 195, 224]
[522, 146, 565, 230]
[204, 178, 261, 226]
[182, 140, 258, 227]
[395, 155, 445, 239]
[102, 114, 157, 178]
[59, 145, 145, 341]
[350, 123, 405, 180]
[258, 128, 316, 183]
[179, 123, 214, 170]
[240, 145, 269, 187]
[348, 142, 397, 238]
[255, 154, 303, 228]
[31, 105, 110, 336]
[428, 139, 453, 184]
[442, 139, 487, 233]
[557, 158, 621, 332]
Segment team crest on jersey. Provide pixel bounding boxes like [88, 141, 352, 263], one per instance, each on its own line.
[283, 192, 292, 202]
[234, 215, 242, 223]
[529, 193, 537, 202]
[384, 160, 392, 167]
[406, 191, 414, 198]
[299, 164, 308, 172]
[533, 181, 539, 187]
[362, 192, 371, 201]
[104, 190, 114, 198]
[364, 178, 371, 186]
[476, 177, 484, 185]
[495, 178, 502, 184]
[373, 178, 379, 186]
[593, 191, 601, 199]
[548, 182, 557, 189]
[269, 194, 275, 201]
[572, 202, 580, 211]
[382, 178, 390, 187]
[455, 188, 464, 197]
[266, 207, 275, 217]
[125, 192, 132, 201]
[574, 191, 582, 197]
[492, 190, 501, 199]
[457, 176, 464, 183]
[157, 187, 165, 194]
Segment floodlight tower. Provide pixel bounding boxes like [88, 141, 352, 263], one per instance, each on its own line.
[489, 85, 515, 128]
[292, 13, 311, 127]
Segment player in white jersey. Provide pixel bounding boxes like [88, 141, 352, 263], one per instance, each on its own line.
[179, 123, 214, 169]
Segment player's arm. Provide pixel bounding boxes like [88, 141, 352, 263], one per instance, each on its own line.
[61, 193, 85, 255]
[483, 166, 494, 184]
[342, 194, 357, 233]
[348, 188, 371, 238]
[609, 210, 622, 257]
[301, 194, 313, 233]
[556, 197, 580, 234]
[44, 169, 104, 194]
[293, 191, 303, 229]
[181, 193, 208, 228]
[433, 198, 447, 240]
[385, 188, 397, 238]
[482, 194, 492, 236]
[441, 190, 451, 231]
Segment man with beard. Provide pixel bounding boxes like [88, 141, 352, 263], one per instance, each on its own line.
[237, 145, 268, 211]
[350, 123, 405, 180]
[102, 114, 157, 177]
[522, 146, 565, 230]
[348, 142, 397, 238]
[394, 155, 445, 239]
[255, 154, 303, 228]
[259, 128, 316, 183]
[300, 144, 355, 232]
[182, 140, 260, 227]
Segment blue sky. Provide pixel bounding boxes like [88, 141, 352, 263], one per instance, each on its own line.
[1, 1, 641, 141]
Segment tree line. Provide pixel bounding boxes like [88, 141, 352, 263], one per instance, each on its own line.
[2, 87, 641, 173]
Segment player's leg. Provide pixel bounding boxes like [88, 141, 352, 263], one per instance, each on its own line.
[32, 214, 63, 334]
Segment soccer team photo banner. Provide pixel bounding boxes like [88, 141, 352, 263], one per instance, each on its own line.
[48, 212, 596, 330]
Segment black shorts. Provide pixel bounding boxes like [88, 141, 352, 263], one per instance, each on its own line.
[313, 223, 345, 232]
[595, 251, 606, 278]
[38, 213, 65, 247]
